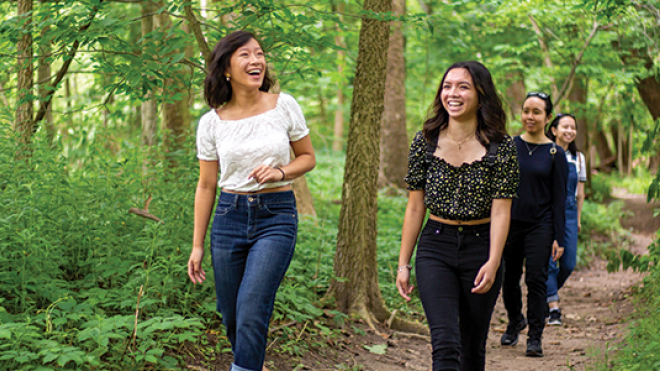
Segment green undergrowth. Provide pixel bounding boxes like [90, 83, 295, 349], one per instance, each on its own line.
[0, 124, 423, 370]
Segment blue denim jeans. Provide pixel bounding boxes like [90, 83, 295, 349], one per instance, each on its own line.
[415, 220, 502, 371]
[210, 191, 298, 371]
[547, 202, 578, 302]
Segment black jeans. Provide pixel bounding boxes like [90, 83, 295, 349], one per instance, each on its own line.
[502, 220, 553, 340]
[416, 219, 502, 371]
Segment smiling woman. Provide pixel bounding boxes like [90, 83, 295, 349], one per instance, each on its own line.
[189, 30, 316, 371]
[397, 61, 519, 371]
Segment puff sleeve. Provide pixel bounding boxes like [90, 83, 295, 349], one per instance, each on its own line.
[491, 136, 520, 199]
[281, 93, 310, 142]
[196, 112, 218, 161]
[404, 131, 428, 190]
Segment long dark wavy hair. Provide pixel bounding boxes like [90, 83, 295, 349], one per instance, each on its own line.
[204, 31, 274, 108]
[546, 113, 579, 156]
[422, 61, 507, 146]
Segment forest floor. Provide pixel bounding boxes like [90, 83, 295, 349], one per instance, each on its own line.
[187, 190, 660, 371]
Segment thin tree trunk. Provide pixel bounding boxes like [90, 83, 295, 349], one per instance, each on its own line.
[378, 0, 408, 189]
[617, 120, 624, 173]
[38, 19, 54, 146]
[141, 0, 158, 146]
[569, 75, 588, 154]
[504, 72, 526, 122]
[16, 0, 34, 149]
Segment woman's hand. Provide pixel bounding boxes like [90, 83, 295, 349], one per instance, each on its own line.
[396, 267, 415, 301]
[249, 165, 284, 184]
[551, 240, 564, 262]
[578, 221, 582, 233]
[188, 247, 206, 284]
[472, 259, 500, 294]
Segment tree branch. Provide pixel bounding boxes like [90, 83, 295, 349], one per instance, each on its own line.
[554, 19, 601, 105]
[528, 14, 558, 99]
[184, 4, 211, 71]
[33, 2, 102, 129]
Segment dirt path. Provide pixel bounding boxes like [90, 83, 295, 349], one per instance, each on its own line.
[190, 193, 658, 371]
[295, 193, 657, 371]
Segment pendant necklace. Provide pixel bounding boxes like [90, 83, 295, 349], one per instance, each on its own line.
[446, 133, 474, 150]
[524, 140, 540, 156]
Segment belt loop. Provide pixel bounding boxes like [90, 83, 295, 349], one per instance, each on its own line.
[232, 193, 239, 208]
[438, 223, 443, 234]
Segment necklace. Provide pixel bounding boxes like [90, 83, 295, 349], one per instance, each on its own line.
[524, 140, 540, 156]
[446, 133, 474, 150]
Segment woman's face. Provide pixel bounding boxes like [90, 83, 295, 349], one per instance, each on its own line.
[441, 68, 479, 122]
[521, 97, 550, 135]
[552, 116, 577, 147]
[225, 38, 266, 90]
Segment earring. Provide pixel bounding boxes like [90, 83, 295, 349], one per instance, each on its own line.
[226, 74, 230, 81]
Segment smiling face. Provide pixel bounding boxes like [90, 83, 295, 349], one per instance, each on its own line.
[440, 68, 479, 122]
[225, 38, 266, 90]
[552, 116, 577, 147]
[521, 97, 551, 135]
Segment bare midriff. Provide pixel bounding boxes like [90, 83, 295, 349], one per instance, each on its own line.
[222, 185, 292, 195]
[429, 214, 491, 225]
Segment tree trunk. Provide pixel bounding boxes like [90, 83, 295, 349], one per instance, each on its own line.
[16, 0, 34, 148]
[156, 5, 188, 168]
[569, 75, 588, 154]
[141, 0, 158, 146]
[38, 19, 54, 146]
[594, 129, 614, 171]
[504, 71, 526, 121]
[332, 6, 346, 153]
[378, 0, 408, 189]
[329, 0, 392, 326]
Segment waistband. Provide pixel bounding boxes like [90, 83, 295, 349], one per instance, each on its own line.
[425, 218, 490, 235]
[219, 190, 295, 206]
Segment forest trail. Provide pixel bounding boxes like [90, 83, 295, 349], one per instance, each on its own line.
[292, 192, 657, 371]
[191, 192, 659, 371]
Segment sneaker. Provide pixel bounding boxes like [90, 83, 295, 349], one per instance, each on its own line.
[526, 338, 543, 357]
[500, 316, 528, 346]
[548, 308, 562, 326]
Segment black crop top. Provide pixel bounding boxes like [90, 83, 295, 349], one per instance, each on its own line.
[404, 131, 520, 221]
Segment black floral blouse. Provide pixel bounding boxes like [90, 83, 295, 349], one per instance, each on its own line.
[404, 131, 520, 221]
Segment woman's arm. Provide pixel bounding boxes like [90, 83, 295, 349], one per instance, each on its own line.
[188, 160, 219, 284]
[472, 198, 511, 294]
[248, 135, 316, 183]
[396, 190, 426, 301]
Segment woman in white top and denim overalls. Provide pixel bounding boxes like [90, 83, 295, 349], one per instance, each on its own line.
[187, 31, 316, 371]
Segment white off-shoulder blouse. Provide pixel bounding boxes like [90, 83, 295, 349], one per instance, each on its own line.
[196, 93, 310, 192]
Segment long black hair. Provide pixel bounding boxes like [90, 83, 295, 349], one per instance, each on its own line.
[422, 61, 507, 146]
[204, 31, 274, 108]
[546, 113, 579, 156]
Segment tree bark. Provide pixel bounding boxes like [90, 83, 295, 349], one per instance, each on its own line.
[141, 0, 158, 146]
[329, 0, 393, 327]
[569, 75, 588, 154]
[16, 0, 33, 149]
[378, 0, 408, 189]
[38, 18, 54, 146]
[504, 72, 526, 121]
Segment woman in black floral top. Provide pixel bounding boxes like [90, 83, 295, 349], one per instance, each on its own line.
[396, 61, 519, 371]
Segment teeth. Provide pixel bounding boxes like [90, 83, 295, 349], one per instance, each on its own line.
[448, 102, 462, 106]
[248, 69, 261, 74]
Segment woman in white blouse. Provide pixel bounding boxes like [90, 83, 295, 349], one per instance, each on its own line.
[544, 113, 586, 326]
[187, 31, 315, 371]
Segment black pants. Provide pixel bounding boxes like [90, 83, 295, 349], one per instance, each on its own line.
[416, 219, 502, 371]
[502, 220, 553, 340]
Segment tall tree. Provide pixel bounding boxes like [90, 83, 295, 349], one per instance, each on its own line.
[328, 0, 424, 334]
[378, 0, 408, 189]
[16, 0, 33, 148]
[141, 0, 158, 147]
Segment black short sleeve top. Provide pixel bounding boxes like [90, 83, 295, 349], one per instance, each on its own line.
[404, 131, 520, 221]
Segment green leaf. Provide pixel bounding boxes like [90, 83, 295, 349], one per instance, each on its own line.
[364, 343, 387, 355]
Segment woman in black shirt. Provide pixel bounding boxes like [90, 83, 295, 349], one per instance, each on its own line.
[397, 61, 519, 371]
[500, 92, 568, 357]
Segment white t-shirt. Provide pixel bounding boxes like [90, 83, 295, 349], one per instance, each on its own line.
[566, 151, 587, 197]
[196, 93, 310, 192]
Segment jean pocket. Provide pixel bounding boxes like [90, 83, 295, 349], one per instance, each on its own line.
[263, 202, 296, 216]
[215, 201, 233, 216]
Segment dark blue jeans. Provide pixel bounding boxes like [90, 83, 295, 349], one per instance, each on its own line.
[210, 191, 298, 371]
[502, 220, 553, 340]
[547, 202, 578, 302]
[415, 220, 502, 371]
